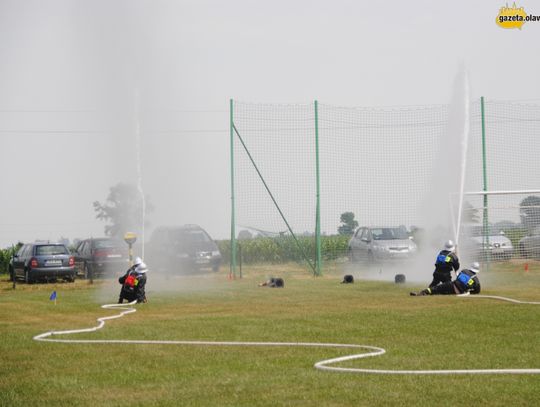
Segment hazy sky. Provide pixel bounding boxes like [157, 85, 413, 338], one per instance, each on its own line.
[1, 0, 539, 248]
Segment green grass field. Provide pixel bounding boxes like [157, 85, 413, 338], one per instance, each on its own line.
[1, 262, 539, 407]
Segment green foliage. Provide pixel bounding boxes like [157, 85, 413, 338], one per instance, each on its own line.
[0, 244, 22, 275]
[338, 211, 358, 236]
[0, 249, 10, 274]
[321, 234, 350, 259]
[502, 227, 528, 249]
[93, 183, 153, 238]
[218, 235, 350, 264]
[237, 229, 253, 240]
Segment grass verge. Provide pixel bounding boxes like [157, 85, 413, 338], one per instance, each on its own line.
[0, 262, 539, 407]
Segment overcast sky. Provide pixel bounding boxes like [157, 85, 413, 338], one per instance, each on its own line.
[0, 0, 539, 248]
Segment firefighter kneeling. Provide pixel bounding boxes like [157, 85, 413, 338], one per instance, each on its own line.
[118, 257, 148, 304]
[410, 262, 481, 296]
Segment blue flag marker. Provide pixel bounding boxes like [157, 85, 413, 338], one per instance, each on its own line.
[49, 291, 57, 304]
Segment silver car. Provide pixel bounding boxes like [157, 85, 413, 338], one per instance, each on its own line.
[348, 226, 417, 263]
[461, 225, 514, 260]
[518, 226, 540, 259]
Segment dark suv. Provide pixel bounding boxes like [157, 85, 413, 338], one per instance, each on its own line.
[73, 238, 129, 279]
[146, 224, 222, 274]
[9, 242, 75, 283]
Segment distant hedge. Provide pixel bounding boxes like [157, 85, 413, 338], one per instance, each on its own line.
[217, 235, 349, 264]
[502, 228, 528, 250]
[0, 245, 20, 275]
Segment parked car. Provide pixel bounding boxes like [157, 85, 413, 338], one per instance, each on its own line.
[460, 225, 514, 260]
[73, 238, 129, 279]
[347, 226, 417, 263]
[518, 226, 540, 259]
[9, 242, 75, 283]
[145, 224, 222, 273]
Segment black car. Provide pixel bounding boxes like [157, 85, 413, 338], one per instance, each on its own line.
[73, 238, 130, 279]
[9, 242, 76, 283]
[146, 224, 222, 274]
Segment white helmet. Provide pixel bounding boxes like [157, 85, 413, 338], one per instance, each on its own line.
[135, 261, 148, 273]
[134, 257, 143, 266]
[470, 262, 480, 274]
[444, 240, 455, 252]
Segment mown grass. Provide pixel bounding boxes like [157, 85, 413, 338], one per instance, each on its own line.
[0, 262, 539, 407]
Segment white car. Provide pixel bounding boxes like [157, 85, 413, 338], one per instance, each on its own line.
[461, 225, 514, 260]
[348, 226, 417, 263]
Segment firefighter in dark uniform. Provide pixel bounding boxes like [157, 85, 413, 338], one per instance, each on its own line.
[411, 262, 481, 296]
[118, 257, 148, 304]
[429, 240, 460, 288]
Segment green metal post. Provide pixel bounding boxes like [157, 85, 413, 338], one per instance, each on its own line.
[230, 99, 237, 278]
[314, 100, 322, 276]
[481, 96, 490, 272]
[11, 244, 16, 289]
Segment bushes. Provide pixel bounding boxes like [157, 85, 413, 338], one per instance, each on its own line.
[502, 228, 528, 250]
[0, 245, 20, 275]
[217, 235, 350, 264]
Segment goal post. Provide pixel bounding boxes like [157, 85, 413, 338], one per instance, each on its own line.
[458, 98, 540, 269]
[229, 97, 540, 275]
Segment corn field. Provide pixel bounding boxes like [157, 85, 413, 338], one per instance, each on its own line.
[217, 235, 349, 264]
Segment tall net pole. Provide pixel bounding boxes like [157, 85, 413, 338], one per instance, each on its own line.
[229, 99, 237, 278]
[314, 100, 322, 276]
[481, 96, 490, 271]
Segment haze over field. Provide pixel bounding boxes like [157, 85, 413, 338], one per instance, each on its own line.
[1, 0, 539, 248]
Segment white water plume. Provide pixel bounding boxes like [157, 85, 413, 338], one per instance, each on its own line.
[134, 89, 146, 258]
[454, 69, 470, 246]
[343, 67, 473, 284]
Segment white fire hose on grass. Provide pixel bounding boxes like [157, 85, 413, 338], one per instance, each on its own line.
[457, 292, 540, 304]
[33, 296, 540, 375]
